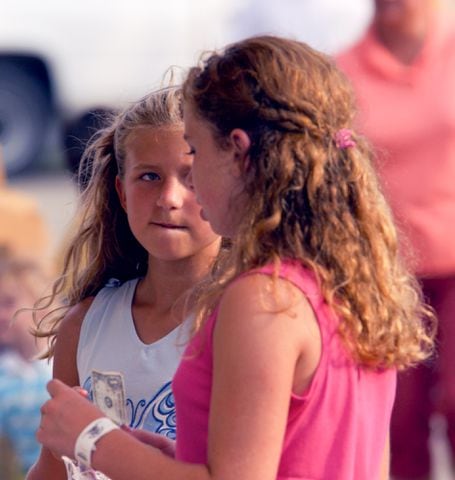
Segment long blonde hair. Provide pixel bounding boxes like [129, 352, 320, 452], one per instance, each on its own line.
[34, 87, 183, 358]
[183, 36, 434, 370]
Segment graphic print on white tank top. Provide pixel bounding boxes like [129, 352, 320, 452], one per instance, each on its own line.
[77, 278, 190, 439]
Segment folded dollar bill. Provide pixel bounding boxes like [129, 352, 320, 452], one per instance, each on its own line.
[91, 369, 127, 426]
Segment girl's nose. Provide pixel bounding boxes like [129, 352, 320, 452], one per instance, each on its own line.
[156, 179, 185, 209]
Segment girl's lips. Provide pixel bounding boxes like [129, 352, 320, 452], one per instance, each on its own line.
[152, 222, 186, 229]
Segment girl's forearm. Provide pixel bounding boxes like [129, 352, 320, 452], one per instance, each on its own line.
[92, 429, 211, 480]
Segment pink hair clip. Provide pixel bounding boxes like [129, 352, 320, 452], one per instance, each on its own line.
[334, 128, 356, 149]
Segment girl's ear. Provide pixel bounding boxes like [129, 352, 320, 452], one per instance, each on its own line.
[229, 129, 251, 177]
[115, 175, 127, 211]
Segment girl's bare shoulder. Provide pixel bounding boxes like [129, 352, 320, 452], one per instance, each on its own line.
[60, 296, 96, 332]
[221, 272, 312, 318]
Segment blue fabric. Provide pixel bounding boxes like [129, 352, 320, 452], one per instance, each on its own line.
[0, 351, 51, 472]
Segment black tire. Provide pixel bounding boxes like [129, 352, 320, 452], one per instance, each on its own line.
[0, 60, 51, 176]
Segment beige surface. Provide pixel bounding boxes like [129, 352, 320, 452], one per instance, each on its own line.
[0, 146, 50, 261]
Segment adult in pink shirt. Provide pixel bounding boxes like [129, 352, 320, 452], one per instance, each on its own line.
[337, 1, 455, 478]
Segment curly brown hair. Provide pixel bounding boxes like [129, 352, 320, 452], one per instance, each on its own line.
[34, 87, 184, 359]
[183, 35, 434, 370]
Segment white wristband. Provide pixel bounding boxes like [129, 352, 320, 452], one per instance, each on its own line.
[74, 417, 119, 468]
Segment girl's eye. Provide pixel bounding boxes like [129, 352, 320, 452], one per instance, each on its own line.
[141, 172, 160, 181]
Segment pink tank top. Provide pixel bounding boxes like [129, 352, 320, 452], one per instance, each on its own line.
[172, 262, 396, 479]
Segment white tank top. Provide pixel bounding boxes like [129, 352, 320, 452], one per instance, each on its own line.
[77, 278, 189, 439]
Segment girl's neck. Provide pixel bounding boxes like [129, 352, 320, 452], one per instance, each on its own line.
[374, 12, 431, 65]
[138, 254, 215, 313]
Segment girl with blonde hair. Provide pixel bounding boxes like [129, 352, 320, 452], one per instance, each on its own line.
[27, 86, 221, 479]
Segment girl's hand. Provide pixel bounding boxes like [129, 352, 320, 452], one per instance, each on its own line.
[121, 426, 176, 458]
[37, 379, 104, 459]
[46, 386, 90, 461]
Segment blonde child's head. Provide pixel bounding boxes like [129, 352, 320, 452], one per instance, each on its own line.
[0, 247, 49, 359]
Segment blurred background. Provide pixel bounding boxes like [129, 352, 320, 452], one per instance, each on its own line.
[0, 0, 374, 177]
[1, 0, 455, 479]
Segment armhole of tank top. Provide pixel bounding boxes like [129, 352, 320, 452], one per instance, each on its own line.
[245, 263, 328, 403]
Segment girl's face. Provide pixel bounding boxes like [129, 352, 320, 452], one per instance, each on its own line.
[0, 274, 36, 356]
[183, 104, 247, 238]
[115, 126, 220, 262]
[374, 0, 431, 29]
